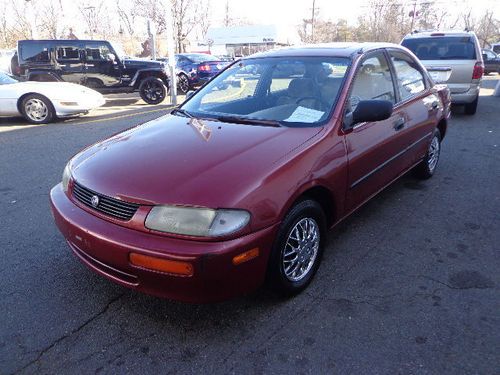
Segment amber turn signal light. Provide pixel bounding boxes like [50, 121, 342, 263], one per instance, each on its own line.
[129, 253, 193, 277]
[232, 248, 259, 265]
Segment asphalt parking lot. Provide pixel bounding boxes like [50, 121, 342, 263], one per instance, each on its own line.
[1, 77, 499, 374]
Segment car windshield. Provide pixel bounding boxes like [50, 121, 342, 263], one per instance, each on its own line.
[180, 56, 350, 127]
[109, 41, 127, 59]
[185, 54, 219, 63]
[402, 36, 477, 60]
[0, 72, 18, 85]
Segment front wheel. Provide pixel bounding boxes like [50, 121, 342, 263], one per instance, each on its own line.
[139, 77, 166, 105]
[20, 94, 55, 124]
[267, 199, 326, 296]
[413, 128, 441, 179]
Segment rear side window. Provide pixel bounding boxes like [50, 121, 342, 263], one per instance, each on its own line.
[19, 43, 49, 63]
[56, 46, 80, 61]
[402, 36, 477, 60]
[492, 45, 500, 54]
[389, 50, 426, 101]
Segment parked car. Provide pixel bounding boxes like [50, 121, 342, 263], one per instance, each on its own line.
[160, 53, 230, 93]
[50, 43, 451, 302]
[401, 30, 483, 114]
[482, 49, 500, 74]
[491, 43, 500, 54]
[12, 40, 170, 104]
[0, 71, 105, 123]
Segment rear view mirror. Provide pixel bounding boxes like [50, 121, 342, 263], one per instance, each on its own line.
[345, 100, 393, 127]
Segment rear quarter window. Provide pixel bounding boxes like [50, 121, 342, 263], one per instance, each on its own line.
[20, 43, 50, 63]
[402, 36, 477, 60]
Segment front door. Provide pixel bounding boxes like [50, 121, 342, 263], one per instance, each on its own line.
[83, 41, 122, 89]
[54, 44, 85, 84]
[343, 51, 408, 212]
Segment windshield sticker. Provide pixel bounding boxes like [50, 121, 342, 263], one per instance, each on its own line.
[285, 106, 325, 123]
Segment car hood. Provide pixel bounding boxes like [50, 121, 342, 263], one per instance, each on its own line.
[123, 58, 164, 69]
[70, 115, 323, 208]
[6, 81, 101, 100]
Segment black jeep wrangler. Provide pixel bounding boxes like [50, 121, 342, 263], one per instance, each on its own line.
[12, 40, 170, 104]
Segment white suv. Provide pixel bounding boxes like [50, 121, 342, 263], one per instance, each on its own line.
[401, 30, 483, 115]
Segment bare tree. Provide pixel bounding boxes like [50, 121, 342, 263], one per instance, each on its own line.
[117, 0, 136, 36]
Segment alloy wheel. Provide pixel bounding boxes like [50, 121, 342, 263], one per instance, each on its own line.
[427, 135, 440, 173]
[25, 98, 48, 122]
[282, 217, 320, 282]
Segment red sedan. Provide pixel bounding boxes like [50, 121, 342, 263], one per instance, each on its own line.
[51, 43, 451, 302]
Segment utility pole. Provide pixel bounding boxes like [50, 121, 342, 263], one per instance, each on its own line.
[165, 1, 177, 105]
[311, 0, 316, 43]
[25, 0, 38, 39]
[409, 0, 418, 32]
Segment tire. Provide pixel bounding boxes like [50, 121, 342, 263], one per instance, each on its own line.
[464, 95, 478, 115]
[139, 77, 166, 105]
[177, 74, 190, 94]
[267, 199, 326, 296]
[413, 128, 441, 179]
[20, 94, 55, 124]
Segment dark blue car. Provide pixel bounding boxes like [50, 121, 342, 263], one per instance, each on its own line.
[165, 53, 230, 93]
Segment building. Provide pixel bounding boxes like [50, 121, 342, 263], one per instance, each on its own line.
[203, 25, 299, 57]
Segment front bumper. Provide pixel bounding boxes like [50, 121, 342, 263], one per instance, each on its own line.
[54, 95, 106, 117]
[50, 184, 278, 303]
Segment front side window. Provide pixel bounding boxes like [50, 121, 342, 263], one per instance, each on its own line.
[181, 56, 350, 127]
[389, 50, 426, 101]
[85, 43, 113, 61]
[56, 46, 80, 61]
[349, 52, 395, 111]
[483, 50, 496, 59]
[402, 36, 477, 60]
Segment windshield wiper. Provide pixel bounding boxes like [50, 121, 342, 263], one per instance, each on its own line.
[215, 115, 281, 127]
[171, 108, 193, 118]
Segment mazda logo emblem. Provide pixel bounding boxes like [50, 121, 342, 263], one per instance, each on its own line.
[91, 195, 99, 208]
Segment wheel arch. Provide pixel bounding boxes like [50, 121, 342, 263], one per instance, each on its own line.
[17, 92, 54, 113]
[437, 118, 447, 140]
[133, 70, 169, 89]
[282, 184, 338, 228]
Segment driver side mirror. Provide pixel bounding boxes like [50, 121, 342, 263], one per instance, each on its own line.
[344, 99, 393, 128]
[185, 90, 196, 100]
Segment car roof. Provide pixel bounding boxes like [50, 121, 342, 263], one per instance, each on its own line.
[403, 30, 477, 39]
[18, 39, 110, 44]
[245, 42, 402, 59]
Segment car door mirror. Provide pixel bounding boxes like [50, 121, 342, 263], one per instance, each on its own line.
[185, 90, 196, 99]
[107, 53, 117, 63]
[345, 100, 393, 128]
[482, 53, 489, 61]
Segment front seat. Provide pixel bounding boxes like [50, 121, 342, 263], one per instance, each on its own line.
[277, 78, 319, 109]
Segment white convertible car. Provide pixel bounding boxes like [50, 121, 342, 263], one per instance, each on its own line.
[0, 71, 105, 123]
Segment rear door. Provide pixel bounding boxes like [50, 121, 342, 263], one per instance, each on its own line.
[387, 49, 437, 166]
[402, 35, 479, 95]
[54, 43, 85, 84]
[343, 51, 408, 211]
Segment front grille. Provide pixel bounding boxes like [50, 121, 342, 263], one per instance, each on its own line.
[72, 182, 139, 221]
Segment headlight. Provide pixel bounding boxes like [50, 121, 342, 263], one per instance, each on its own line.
[145, 206, 250, 237]
[61, 162, 71, 192]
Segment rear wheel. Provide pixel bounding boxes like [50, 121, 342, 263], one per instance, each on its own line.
[139, 77, 166, 104]
[413, 128, 441, 179]
[464, 95, 478, 115]
[177, 74, 190, 94]
[267, 199, 326, 296]
[20, 94, 55, 124]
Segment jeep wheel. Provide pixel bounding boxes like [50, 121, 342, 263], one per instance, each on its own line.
[139, 77, 166, 105]
[177, 74, 190, 94]
[20, 94, 56, 124]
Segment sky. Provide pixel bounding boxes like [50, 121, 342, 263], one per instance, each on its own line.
[208, 0, 500, 28]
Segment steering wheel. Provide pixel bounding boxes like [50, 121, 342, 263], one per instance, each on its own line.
[295, 96, 328, 111]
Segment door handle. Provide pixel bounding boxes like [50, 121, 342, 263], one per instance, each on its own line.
[393, 118, 405, 131]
